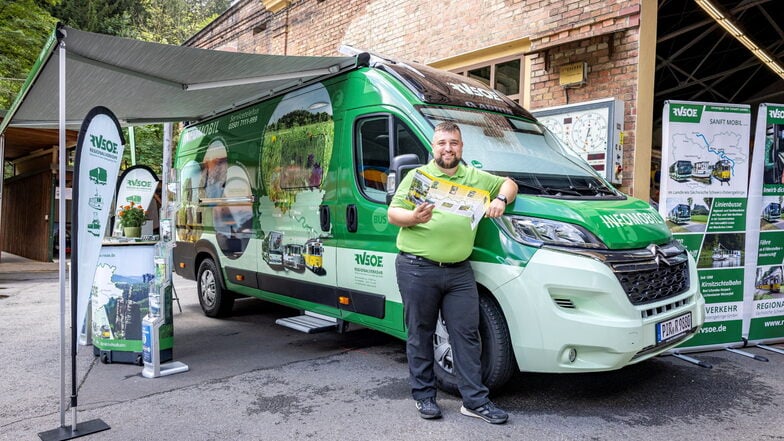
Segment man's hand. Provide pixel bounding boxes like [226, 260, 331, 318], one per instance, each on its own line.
[485, 198, 506, 218]
[388, 203, 435, 227]
[411, 202, 435, 224]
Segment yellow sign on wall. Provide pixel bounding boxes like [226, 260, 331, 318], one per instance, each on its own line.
[559, 62, 588, 87]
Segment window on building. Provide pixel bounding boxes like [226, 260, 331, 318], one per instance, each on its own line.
[458, 57, 523, 103]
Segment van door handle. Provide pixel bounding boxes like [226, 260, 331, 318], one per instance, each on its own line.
[319, 204, 330, 232]
[346, 204, 357, 233]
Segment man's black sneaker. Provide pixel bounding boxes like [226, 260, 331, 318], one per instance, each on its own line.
[460, 401, 508, 424]
[415, 397, 442, 419]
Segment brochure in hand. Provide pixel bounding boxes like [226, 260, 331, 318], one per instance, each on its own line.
[404, 169, 490, 229]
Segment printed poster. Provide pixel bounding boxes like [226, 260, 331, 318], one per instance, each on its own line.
[659, 101, 751, 349]
[745, 103, 784, 342]
[404, 169, 490, 229]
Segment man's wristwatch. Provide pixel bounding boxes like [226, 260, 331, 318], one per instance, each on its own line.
[495, 194, 507, 204]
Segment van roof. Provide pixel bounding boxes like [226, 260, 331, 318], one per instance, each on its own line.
[374, 61, 535, 120]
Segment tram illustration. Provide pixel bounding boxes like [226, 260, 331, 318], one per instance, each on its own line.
[756, 268, 782, 294]
[667, 203, 691, 224]
[303, 238, 326, 275]
[712, 160, 732, 184]
[762, 202, 781, 222]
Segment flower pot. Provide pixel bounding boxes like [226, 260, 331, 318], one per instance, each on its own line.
[123, 226, 141, 238]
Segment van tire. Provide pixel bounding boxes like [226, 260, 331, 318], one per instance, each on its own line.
[434, 295, 515, 395]
[197, 258, 234, 318]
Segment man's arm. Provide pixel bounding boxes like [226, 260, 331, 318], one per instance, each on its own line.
[388, 203, 435, 227]
[486, 177, 518, 218]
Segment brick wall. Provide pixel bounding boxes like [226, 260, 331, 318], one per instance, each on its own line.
[187, 0, 643, 190]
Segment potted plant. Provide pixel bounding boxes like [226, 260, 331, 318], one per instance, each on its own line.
[117, 201, 146, 237]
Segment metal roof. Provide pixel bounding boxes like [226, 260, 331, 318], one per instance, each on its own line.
[656, 0, 784, 123]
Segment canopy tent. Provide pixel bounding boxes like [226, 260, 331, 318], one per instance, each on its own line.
[0, 25, 360, 437]
[0, 24, 358, 131]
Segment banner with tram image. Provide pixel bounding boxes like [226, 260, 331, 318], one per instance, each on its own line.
[744, 104, 784, 342]
[660, 101, 751, 349]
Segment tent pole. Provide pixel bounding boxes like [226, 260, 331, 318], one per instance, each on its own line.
[58, 37, 67, 431]
[129, 126, 136, 165]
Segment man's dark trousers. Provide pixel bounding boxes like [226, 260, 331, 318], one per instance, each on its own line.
[395, 254, 489, 408]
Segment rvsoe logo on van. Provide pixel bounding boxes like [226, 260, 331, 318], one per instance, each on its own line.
[447, 82, 503, 101]
[669, 104, 703, 123]
[355, 252, 384, 267]
[768, 106, 784, 124]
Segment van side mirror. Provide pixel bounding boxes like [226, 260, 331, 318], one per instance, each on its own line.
[386, 154, 423, 205]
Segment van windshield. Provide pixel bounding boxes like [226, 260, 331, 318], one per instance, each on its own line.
[419, 106, 622, 198]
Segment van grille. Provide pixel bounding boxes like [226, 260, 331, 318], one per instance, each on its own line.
[605, 242, 690, 305]
[549, 241, 691, 306]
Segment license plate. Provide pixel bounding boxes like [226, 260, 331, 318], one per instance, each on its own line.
[656, 312, 692, 343]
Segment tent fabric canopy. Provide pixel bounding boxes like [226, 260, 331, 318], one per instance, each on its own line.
[1, 25, 358, 131]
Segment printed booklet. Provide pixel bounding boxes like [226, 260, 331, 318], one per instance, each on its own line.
[404, 169, 490, 229]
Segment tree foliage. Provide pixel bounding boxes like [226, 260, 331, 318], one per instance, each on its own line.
[1, 0, 231, 171]
[0, 0, 58, 108]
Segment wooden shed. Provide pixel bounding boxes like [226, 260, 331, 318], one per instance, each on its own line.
[1, 119, 77, 261]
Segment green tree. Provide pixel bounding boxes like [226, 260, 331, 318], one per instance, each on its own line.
[0, 0, 58, 108]
[47, 0, 143, 37]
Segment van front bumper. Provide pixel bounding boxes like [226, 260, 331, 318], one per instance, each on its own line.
[474, 247, 705, 373]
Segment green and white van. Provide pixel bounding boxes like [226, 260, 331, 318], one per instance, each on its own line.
[173, 51, 705, 391]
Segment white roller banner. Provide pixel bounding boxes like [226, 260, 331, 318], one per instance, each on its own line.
[659, 101, 751, 350]
[72, 107, 125, 344]
[745, 103, 784, 343]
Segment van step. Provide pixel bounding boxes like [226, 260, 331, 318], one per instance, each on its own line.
[275, 315, 338, 334]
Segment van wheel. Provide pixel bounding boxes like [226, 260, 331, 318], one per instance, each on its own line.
[433, 295, 515, 395]
[197, 258, 234, 318]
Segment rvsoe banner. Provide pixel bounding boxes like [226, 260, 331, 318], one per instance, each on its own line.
[111, 165, 159, 236]
[746, 103, 784, 342]
[72, 107, 125, 343]
[659, 101, 751, 349]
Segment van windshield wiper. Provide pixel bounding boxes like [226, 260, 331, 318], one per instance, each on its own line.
[512, 178, 552, 195]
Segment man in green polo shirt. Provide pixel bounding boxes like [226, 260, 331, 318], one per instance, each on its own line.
[388, 121, 517, 424]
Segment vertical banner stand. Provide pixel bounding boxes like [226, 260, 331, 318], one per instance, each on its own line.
[142, 222, 189, 378]
[39, 27, 110, 441]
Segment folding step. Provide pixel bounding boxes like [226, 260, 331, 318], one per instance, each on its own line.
[275, 313, 338, 334]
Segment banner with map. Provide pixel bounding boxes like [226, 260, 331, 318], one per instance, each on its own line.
[745, 103, 784, 342]
[659, 101, 751, 349]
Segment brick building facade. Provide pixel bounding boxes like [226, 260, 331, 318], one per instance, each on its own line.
[185, 0, 655, 199]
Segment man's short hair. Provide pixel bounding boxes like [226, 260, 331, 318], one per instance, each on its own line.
[434, 121, 461, 135]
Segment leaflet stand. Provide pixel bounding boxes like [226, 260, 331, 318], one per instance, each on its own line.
[142, 220, 188, 378]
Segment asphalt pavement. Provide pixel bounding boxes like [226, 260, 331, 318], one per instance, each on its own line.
[1, 253, 784, 441]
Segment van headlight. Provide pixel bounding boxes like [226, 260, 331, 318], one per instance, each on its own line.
[497, 215, 607, 249]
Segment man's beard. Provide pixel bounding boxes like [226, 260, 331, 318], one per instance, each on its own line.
[435, 155, 460, 169]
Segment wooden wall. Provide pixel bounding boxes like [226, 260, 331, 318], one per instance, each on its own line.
[1, 171, 52, 261]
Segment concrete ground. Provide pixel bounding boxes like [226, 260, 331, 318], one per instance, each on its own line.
[2, 253, 784, 441]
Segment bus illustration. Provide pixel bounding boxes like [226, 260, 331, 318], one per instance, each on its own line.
[668, 160, 693, 181]
[283, 243, 305, 271]
[89, 167, 107, 185]
[691, 161, 712, 180]
[262, 231, 284, 267]
[667, 203, 691, 224]
[762, 202, 781, 222]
